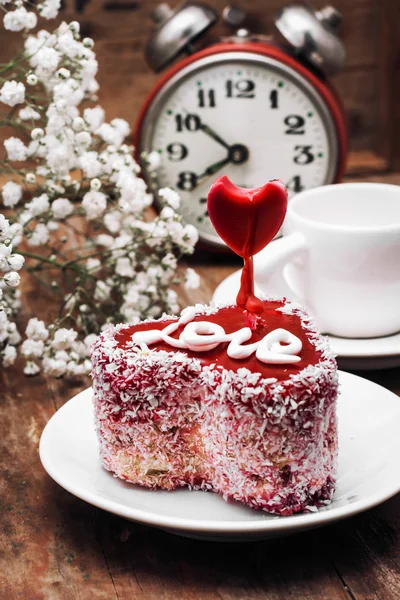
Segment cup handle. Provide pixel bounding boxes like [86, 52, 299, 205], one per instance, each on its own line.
[254, 233, 308, 303]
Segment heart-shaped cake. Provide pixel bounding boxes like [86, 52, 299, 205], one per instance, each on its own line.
[91, 299, 338, 515]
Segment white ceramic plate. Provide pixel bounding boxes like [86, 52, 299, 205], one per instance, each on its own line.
[212, 270, 400, 370]
[40, 372, 400, 541]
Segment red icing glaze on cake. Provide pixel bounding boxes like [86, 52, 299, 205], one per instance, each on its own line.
[115, 301, 320, 382]
[91, 298, 339, 516]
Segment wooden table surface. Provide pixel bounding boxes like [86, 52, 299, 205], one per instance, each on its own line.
[2, 173, 400, 600]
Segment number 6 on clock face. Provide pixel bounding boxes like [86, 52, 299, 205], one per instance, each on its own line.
[136, 50, 344, 249]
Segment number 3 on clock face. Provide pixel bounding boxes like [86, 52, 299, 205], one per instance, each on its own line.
[137, 52, 342, 248]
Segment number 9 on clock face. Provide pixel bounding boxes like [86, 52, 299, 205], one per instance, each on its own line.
[136, 52, 342, 249]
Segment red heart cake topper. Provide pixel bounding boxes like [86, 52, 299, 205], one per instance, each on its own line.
[207, 176, 288, 318]
[207, 176, 288, 258]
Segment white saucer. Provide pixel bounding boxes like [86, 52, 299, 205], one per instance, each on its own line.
[212, 270, 400, 371]
[40, 372, 400, 542]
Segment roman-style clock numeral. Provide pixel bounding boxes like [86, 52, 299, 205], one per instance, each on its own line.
[198, 89, 216, 108]
[166, 143, 188, 161]
[177, 171, 198, 191]
[293, 145, 314, 165]
[284, 115, 305, 134]
[226, 79, 255, 98]
[175, 114, 201, 132]
[286, 175, 304, 193]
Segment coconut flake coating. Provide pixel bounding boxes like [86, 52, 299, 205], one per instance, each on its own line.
[91, 299, 338, 516]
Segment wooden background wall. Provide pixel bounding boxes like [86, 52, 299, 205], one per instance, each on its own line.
[2, 0, 398, 174]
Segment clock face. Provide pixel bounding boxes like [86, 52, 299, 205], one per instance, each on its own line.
[139, 52, 339, 247]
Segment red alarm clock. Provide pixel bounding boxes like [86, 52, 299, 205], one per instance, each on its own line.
[135, 2, 347, 250]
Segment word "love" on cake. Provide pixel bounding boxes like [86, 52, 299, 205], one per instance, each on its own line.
[131, 306, 302, 365]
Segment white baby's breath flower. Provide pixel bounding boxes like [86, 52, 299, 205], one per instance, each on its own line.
[52, 327, 78, 350]
[61, 174, 71, 186]
[31, 128, 44, 140]
[103, 210, 120, 233]
[57, 67, 71, 80]
[147, 150, 161, 171]
[19, 106, 41, 121]
[2, 345, 17, 367]
[43, 357, 67, 377]
[33, 47, 60, 73]
[0, 216, 11, 242]
[96, 123, 124, 148]
[4, 137, 28, 161]
[47, 221, 59, 231]
[90, 178, 101, 191]
[162, 253, 177, 270]
[26, 73, 38, 86]
[83, 37, 94, 48]
[24, 361, 40, 376]
[167, 289, 179, 313]
[79, 151, 102, 178]
[96, 234, 114, 247]
[115, 257, 134, 278]
[72, 116, 85, 131]
[39, 0, 61, 20]
[84, 333, 97, 348]
[4, 7, 37, 32]
[83, 106, 104, 132]
[94, 280, 111, 301]
[8, 223, 22, 246]
[28, 223, 49, 246]
[2, 181, 22, 207]
[26, 193, 50, 217]
[75, 131, 91, 147]
[0, 81, 25, 106]
[4, 271, 21, 288]
[110, 118, 130, 138]
[51, 198, 73, 219]
[87, 258, 100, 271]
[55, 350, 69, 362]
[183, 224, 199, 247]
[82, 190, 107, 220]
[69, 21, 80, 33]
[25, 173, 36, 184]
[158, 187, 180, 210]
[19, 211, 32, 226]
[7, 254, 25, 271]
[184, 268, 200, 290]
[21, 338, 44, 358]
[26, 318, 49, 341]
[7, 322, 21, 345]
[160, 206, 175, 220]
[0, 242, 12, 260]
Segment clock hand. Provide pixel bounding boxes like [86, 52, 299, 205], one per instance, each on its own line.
[180, 108, 231, 150]
[199, 122, 231, 151]
[196, 156, 231, 181]
[195, 144, 251, 187]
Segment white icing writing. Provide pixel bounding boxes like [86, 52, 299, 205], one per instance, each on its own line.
[131, 306, 302, 365]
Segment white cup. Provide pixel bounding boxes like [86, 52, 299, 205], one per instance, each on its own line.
[254, 183, 400, 339]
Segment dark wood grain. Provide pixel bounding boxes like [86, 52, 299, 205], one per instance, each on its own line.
[1, 173, 400, 598]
